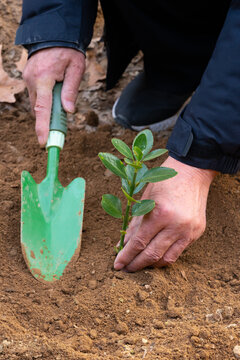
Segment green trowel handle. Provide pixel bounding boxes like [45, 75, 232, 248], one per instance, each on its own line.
[50, 82, 67, 135]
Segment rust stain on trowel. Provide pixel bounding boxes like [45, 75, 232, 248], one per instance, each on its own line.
[32, 268, 43, 277]
[30, 250, 36, 259]
[62, 235, 82, 277]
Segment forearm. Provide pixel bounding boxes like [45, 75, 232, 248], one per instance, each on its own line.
[167, 0, 240, 174]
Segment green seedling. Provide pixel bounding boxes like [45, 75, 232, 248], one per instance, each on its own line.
[98, 130, 177, 253]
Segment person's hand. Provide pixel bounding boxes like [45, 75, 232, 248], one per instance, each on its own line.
[23, 47, 85, 145]
[114, 156, 218, 271]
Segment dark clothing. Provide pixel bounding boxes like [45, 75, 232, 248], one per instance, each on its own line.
[16, 0, 240, 174]
[16, 0, 98, 55]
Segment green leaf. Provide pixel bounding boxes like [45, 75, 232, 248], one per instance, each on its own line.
[140, 167, 177, 183]
[112, 138, 133, 160]
[99, 152, 127, 179]
[132, 199, 155, 216]
[133, 146, 143, 161]
[121, 187, 140, 203]
[124, 158, 133, 165]
[143, 129, 154, 155]
[122, 179, 130, 193]
[143, 148, 167, 161]
[133, 129, 153, 156]
[122, 165, 133, 193]
[132, 132, 147, 154]
[121, 164, 148, 195]
[134, 164, 148, 194]
[101, 194, 122, 218]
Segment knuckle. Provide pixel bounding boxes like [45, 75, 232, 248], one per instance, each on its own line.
[152, 203, 173, 221]
[34, 102, 48, 113]
[144, 249, 161, 263]
[33, 65, 55, 81]
[71, 61, 85, 73]
[132, 236, 147, 252]
[162, 255, 176, 264]
[180, 216, 193, 228]
[33, 67, 45, 79]
[182, 215, 206, 237]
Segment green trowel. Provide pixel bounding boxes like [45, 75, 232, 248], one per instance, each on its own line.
[21, 83, 85, 283]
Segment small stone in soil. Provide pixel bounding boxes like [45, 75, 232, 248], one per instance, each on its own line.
[115, 272, 124, 280]
[124, 336, 137, 345]
[136, 289, 148, 302]
[100, 337, 107, 346]
[190, 326, 200, 337]
[42, 323, 49, 332]
[223, 306, 234, 319]
[94, 318, 101, 325]
[153, 320, 165, 329]
[89, 329, 97, 339]
[9, 248, 17, 256]
[199, 329, 211, 339]
[55, 320, 67, 332]
[76, 271, 82, 279]
[233, 345, 240, 359]
[215, 308, 223, 321]
[88, 279, 97, 289]
[135, 318, 143, 326]
[78, 334, 93, 353]
[166, 296, 182, 318]
[205, 313, 215, 322]
[115, 321, 129, 335]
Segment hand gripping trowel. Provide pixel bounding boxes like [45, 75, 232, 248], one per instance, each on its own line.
[21, 83, 85, 283]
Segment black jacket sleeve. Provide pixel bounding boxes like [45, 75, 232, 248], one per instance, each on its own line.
[167, 0, 240, 174]
[15, 0, 98, 55]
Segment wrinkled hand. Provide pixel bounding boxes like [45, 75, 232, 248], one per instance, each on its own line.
[114, 156, 217, 271]
[23, 47, 85, 145]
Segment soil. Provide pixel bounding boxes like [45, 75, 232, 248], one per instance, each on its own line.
[0, 1, 240, 359]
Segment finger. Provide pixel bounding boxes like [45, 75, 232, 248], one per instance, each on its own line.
[114, 209, 165, 270]
[35, 80, 55, 145]
[61, 59, 85, 113]
[125, 229, 177, 272]
[124, 216, 142, 243]
[154, 237, 192, 268]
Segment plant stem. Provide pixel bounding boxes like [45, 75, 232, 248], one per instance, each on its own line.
[118, 170, 138, 251]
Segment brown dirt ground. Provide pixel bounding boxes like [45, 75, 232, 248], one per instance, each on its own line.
[0, 1, 240, 359]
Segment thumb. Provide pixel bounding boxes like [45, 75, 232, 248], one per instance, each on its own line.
[61, 59, 85, 113]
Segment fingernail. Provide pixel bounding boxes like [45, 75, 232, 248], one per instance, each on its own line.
[114, 262, 124, 271]
[64, 100, 75, 113]
[38, 135, 45, 145]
